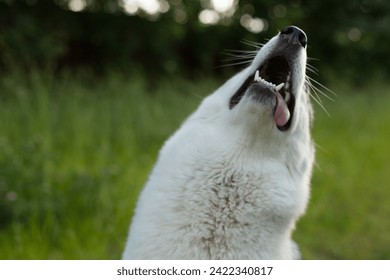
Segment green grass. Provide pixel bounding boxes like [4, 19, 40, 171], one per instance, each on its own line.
[295, 81, 390, 259]
[0, 71, 389, 259]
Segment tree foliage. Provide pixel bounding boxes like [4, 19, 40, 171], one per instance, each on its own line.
[0, 0, 389, 81]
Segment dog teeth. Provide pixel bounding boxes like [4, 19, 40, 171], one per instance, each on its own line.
[284, 89, 291, 102]
[285, 73, 291, 89]
[254, 70, 276, 87]
[275, 82, 290, 103]
[262, 79, 276, 87]
[254, 70, 260, 82]
[253, 71, 291, 103]
[275, 83, 284, 92]
[284, 72, 291, 102]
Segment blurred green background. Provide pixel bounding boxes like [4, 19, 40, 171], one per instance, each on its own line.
[0, 0, 389, 259]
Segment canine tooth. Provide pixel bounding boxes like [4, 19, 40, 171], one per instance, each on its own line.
[285, 90, 291, 102]
[285, 81, 290, 89]
[275, 83, 284, 92]
[254, 70, 260, 82]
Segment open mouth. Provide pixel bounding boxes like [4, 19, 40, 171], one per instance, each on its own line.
[229, 56, 295, 131]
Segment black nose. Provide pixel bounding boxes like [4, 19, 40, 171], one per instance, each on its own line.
[280, 26, 307, 48]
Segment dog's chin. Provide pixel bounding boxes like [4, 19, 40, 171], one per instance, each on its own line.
[245, 83, 277, 107]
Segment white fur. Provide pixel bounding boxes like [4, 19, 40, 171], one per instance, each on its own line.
[122, 30, 315, 260]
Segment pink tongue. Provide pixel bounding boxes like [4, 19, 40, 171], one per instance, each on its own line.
[274, 91, 290, 127]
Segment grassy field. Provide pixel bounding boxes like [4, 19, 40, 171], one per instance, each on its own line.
[0, 71, 389, 259]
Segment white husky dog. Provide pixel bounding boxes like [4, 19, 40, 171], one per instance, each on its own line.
[123, 26, 315, 260]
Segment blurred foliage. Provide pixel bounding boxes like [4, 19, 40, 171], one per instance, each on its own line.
[0, 0, 390, 81]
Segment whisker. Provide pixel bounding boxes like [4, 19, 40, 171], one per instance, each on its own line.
[241, 39, 264, 49]
[314, 142, 329, 154]
[221, 57, 255, 64]
[307, 82, 325, 105]
[313, 143, 328, 172]
[309, 83, 331, 117]
[223, 49, 258, 55]
[306, 78, 335, 103]
[308, 89, 331, 116]
[189, 91, 206, 101]
[311, 84, 335, 102]
[308, 76, 337, 97]
[306, 67, 319, 76]
[307, 56, 320, 61]
[313, 161, 323, 172]
[306, 64, 319, 75]
[216, 60, 253, 68]
[221, 53, 257, 62]
[219, 42, 260, 69]
[306, 63, 318, 70]
[306, 78, 329, 110]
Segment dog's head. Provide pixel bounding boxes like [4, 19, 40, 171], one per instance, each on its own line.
[195, 26, 312, 145]
[230, 26, 309, 132]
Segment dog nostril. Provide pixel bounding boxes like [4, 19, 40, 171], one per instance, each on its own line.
[298, 33, 307, 48]
[281, 26, 294, 35]
[280, 26, 307, 48]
